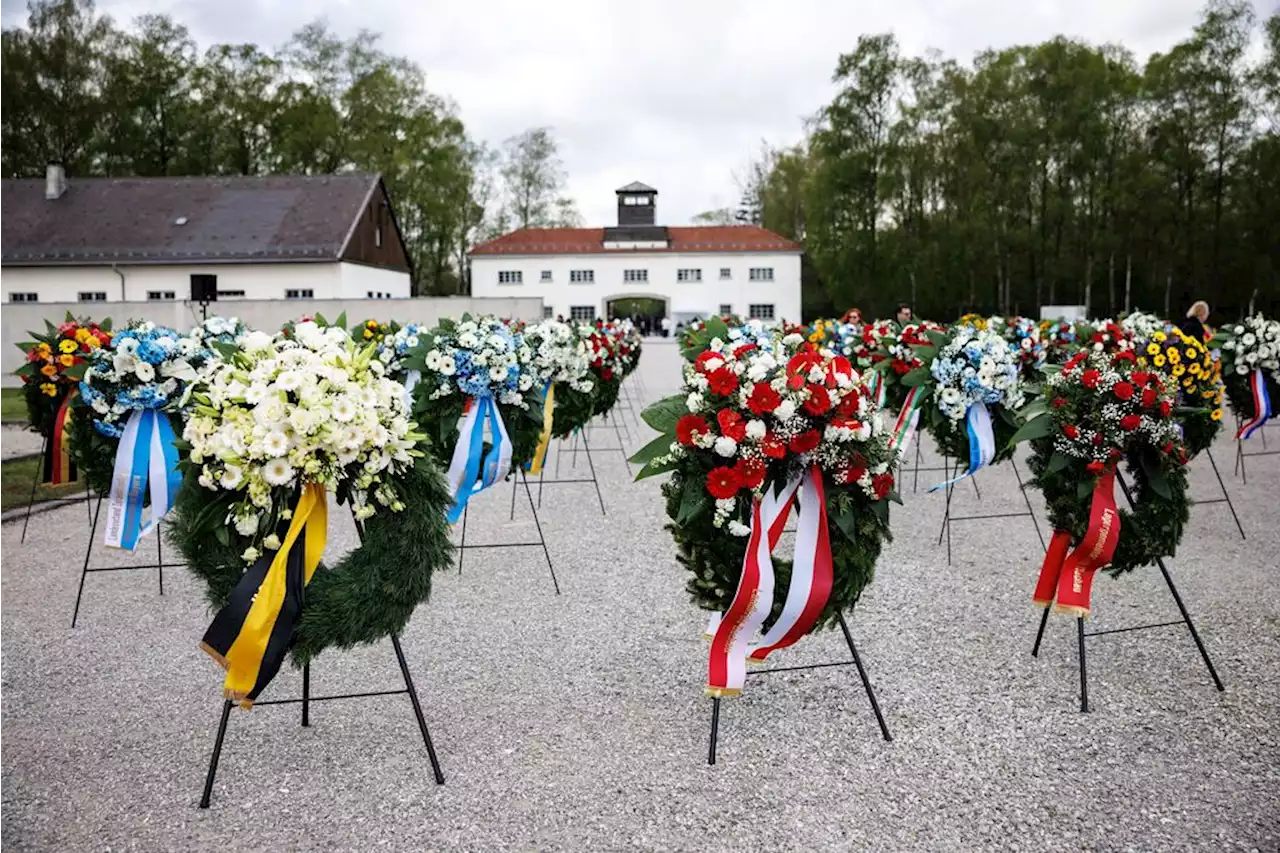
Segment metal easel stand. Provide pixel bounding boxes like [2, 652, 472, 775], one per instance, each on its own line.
[706, 612, 892, 765]
[618, 382, 643, 428]
[909, 437, 981, 499]
[532, 430, 607, 516]
[19, 429, 94, 543]
[71, 493, 180, 628]
[581, 412, 633, 476]
[1233, 419, 1278, 485]
[199, 516, 446, 808]
[935, 456, 1043, 566]
[1029, 471, 1224, 713]
[1187, 448, 1245, 540]
[458, 469, 561, 595]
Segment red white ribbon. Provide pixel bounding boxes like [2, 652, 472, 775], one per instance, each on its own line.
[707, 466, 834, 697]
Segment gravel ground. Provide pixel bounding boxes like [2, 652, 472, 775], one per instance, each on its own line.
[2, 425, 43, 460]
[2, 340, 1278, 852]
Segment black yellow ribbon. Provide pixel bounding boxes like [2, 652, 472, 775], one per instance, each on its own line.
[527, 383, 556, 475]
[200, 483, 328, 707]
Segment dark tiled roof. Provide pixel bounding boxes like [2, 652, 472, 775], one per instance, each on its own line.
[469, 225, 801, 256]
[2, 173, 380, 265]
[616, 181, 657, 193]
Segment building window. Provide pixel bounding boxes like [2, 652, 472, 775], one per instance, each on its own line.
[570, 270, 595, 283]
[78, 292, 107, 302]
[219, 290, 245, 298]
[623, 269, 648, 283]
[718, 303, 733, 316]
[622, 195, 651, 206]
[498, 270, 523, 285]
[570, 305, 595, 321]
[540, 270, 553, 282]
[285, 289, 314, 300]
[542, 305, 554, 319]
[719, 268, 731, 280]
[9, 292, 38, 302]
[146, 291, 176, 301]
[677, 269, 702, 282]
[748, 304, 775, 320]
[748, 267, 775, 282]
[375, 225, 383, 248]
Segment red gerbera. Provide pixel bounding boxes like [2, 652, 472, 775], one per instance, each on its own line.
[717, 409, 748, 441]
[760, 433, 787, 459]
[1119, 414, 1141, 431]
[789, 429, 820, 454]
[872, 472, 894, 499]
[706, 467, 741, 500]
[706, 368, 738, 396]
[1113, 381, 1135, 401]
[1051, 397, 1068, 409]
[802, 385, 831, 415]
[747, 383, 781, 415]
[676, 414, 709, 446]
[734, 457, 767, 490]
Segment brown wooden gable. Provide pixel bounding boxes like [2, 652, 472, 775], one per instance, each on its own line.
[340, 178, 412, 274]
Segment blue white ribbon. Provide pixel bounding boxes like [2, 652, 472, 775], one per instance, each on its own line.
[103, 409, 182, 551]
[445, 396, 512, 523]
[929, 403, 996, 492]
[1238, 368, 1273, 440]
[402, 368, 421, 411]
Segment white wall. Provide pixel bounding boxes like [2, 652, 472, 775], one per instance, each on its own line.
[470, 251, 802, 324]
[1, 295, 542, 385]
[0, 261, 409, 304]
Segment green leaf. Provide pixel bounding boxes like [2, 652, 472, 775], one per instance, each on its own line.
[926, 330, 949, 349]
[63, 363, 89, 381]
[313, 312, 329, 327]
[833, 505, 860, 543]
[636, 454, 680, 481]
[212, 341, 239, 361]
[641, 395, 688, 433]
[1007, 412, 1054, 447]
[333, 311, 348, 330]
[1046, 452, 1070, 475]
[676, 486, 709, 525]
[214, 525, 230, 547]
[629, 432, 674, 466]
[900, 367, 931, 387]
[100, 317, 113, 332]
[438, 317, 457, 333]
[705, 316, 730, 341]
[1077, 479, 1094, 500]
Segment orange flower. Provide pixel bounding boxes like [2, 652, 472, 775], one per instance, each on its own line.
[40, 364, 57, 377]
[59, 353, 76, 367]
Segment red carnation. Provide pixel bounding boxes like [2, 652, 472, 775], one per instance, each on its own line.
[842, 463, 867, 484]
[1090, 333, 1104, 344]
[1063, 424, 1080, 439]
[706, 467, 741, 500]
[601, 368, 614, 381]
[789, 429, 820, 454]
[747, 383, 781, 415]
[694, 351, 725, 374]
[1081, 369, 1100, 389]
[676, 415, 709, 446]
[717, 409, 748, 441]
[1158, 400, 1172, 418]
[1112, 351, 1136, 365]
[1086, 460, 1106, 475]
[1065, 353, 1086, 371]
[1052, 397, 1068, 409]
[803, 385, 831, 415]
[1113, 381, 1135, 401]
[734, 457, 767, 490]
[1132, 371, 1150, 386]
[1092, 433, 1104, 446]
[872, 472, 895, 499]
[707, 368, 738, 396]
[1119, 414, 1141, 431]
[1141, 387, 1157, 408]
[760, 433, 787, 459]
[892, 361, 911, 375]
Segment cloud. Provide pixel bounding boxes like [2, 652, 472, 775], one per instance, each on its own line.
[3, 0, 1250, 227]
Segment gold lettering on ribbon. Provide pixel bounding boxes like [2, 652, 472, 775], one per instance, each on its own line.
[1072, 508, 1116, 592]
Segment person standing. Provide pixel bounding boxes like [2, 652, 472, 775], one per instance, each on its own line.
[895, 303, 913, 326]
[1179, 300, 1210, 341]
[661, 316, 673, 338]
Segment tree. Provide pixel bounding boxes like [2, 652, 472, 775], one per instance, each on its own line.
[691, 208, 736, 225]
[497, 126, 577, 229]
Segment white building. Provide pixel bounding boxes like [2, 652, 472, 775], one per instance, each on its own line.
[469, 182, 801, 326]
[1, 169, 412, 304]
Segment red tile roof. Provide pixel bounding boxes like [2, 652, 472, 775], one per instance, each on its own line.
[469, 225, 800, 256]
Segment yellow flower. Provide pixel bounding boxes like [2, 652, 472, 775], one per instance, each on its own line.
[75, 328, 91, 343]
[40, 364, 57, 377]
[1183, 377, 1194, 388]
[1211, 408, 1223, 421]
[1152, 331, 1167, 342]
[59, 354, 75, 367]
[1201, 389, 1216, 399]
[363, 329, 373, 339]
[1153, 354, 1167, 367]
[36, 343, 51, 356]
[367, 320, 378, 328]
[1173, 364, 1185, 377]
[40, 382, 57, 396]
[83, 336, 99, 350]
[58, 339, 77, 354]
[1184, 348, 1197, 360]
[1146, 343, 1160, 356]
[1166, 349, 1180, 364]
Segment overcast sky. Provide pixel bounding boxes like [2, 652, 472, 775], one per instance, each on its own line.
[3, 0, 1262, 227]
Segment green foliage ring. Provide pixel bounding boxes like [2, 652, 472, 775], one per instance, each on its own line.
[168, 457, 455, 664]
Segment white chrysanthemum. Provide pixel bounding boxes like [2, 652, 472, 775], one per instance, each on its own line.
[262, 458, 295, 487]
[713, 436, 738, 457]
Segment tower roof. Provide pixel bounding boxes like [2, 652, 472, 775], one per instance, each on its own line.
[615, 181, 657, 194]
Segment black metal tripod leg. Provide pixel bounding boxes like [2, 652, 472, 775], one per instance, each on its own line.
[199, 700, 234, 808]
[581, 429, 607, 515]
[1012, 457, 1047, 551]
[301, 662, 311, 727]
[521, 471, 561, 595]
[1031, 607, 1051, 657]
[1077, 617, 1089, 713]
[456, 502, 468, 576]
[71, 495, 105, 629]
[838, 613, 892, 741]
[390, 635, 446, 785]
[1205, 449, 1246, 540]
[1156, 559, 1225, 692]
[707, 698, 721, 766]
[20, 431, 48, 544]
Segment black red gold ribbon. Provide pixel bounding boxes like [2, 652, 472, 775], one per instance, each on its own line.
[1032, 468, 1121, 617]
[42, 391, 77, 486]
